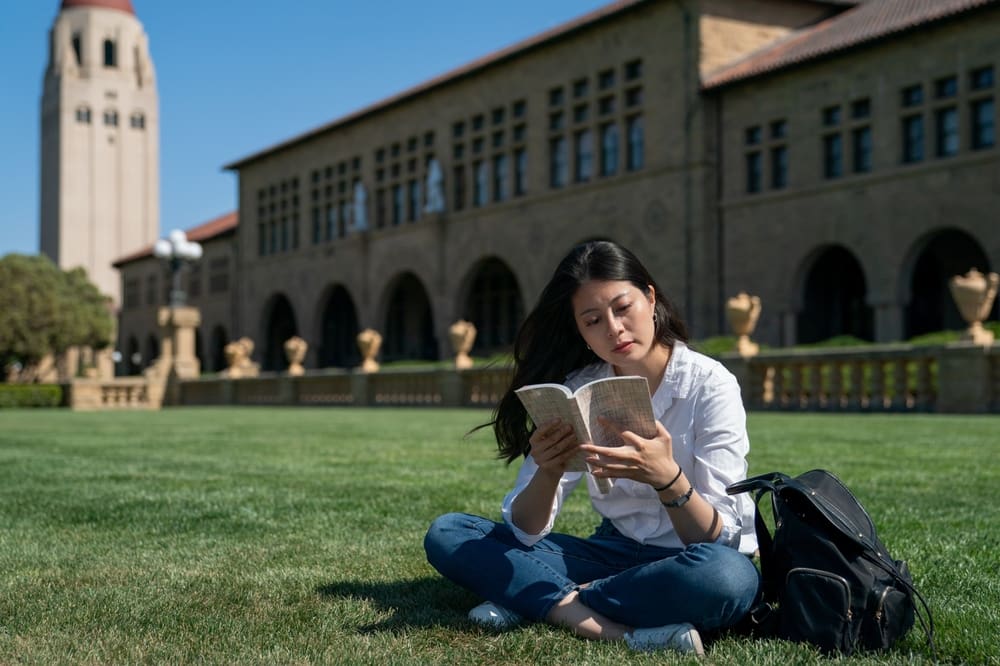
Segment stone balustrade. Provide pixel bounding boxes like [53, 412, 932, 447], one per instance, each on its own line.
[173, 343, 999, 413]
[67, 377, 164, 410]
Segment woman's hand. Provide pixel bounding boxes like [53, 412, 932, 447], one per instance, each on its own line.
[529, 419, 583, 476]
[580, 418, 680, 488]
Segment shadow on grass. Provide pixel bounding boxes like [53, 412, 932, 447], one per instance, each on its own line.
[317, 576, 478, 633]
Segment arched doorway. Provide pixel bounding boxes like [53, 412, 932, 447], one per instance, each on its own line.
[904, 229, 993, 338]
[383, 273, 436, 362]
[262, 294, 298, 371]
[796, 245, 873, 344]
[462, 257, 524, 355]
[318, 285, 360, 368]
[209, 325, 228, 373]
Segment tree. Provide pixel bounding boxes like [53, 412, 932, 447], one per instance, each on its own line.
[0, 254, 114, 376]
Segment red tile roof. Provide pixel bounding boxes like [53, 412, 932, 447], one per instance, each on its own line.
[112, 211, 238, 267]
[704, 0, 1000, 89]
[61, 0, 135, 15]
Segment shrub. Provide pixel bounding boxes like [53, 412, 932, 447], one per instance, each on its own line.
[0, 383, 63, 408]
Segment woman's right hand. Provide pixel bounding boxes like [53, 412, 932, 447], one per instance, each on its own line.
[529, 419, 582, 475]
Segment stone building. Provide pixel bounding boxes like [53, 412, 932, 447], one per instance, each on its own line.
[41, 0, 159, 307]
[115, 0, 1000, 373]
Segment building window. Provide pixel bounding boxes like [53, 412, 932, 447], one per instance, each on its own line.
[770, 146, 787, 189]
[512, 99, 526, 119]
[852, 126, 872, 173]
[71, 33, 82, 65]
[600, 123, 619, 177]
[902, 114, 924, 163]
[145, 274, 157, 305]
[745, 126, 762, 145]
[970, 65, 995, 150]
[311, 208, 321, 244]
[934, 75, 958, 100]
[549, 87, 564, 107]
[550, 137, 567, 188]
[574, 130, 593, 183]
[573, 104, 589, 124]
[599, 68, 615, 90]
[549, 112, 564, 132]
[492, 154, 508, 202]
[75, 106, 91, 124]
[129, 112, 145, 129]
[453, 166, 466, 211]
[971, 98, 995, 150]
[626, 115, 644, 171]
[407, 180, 420, 221]
[124, 278, 140, 309]
[823, 133, 843, 178]
[474, 161, 488, 206]
[392, 184, 403, 225]
[746, 152, 762, 193]
[103, 109, 118, 127]
[514, 148, 527, 196]
[935, 107, 959, 157]
[325, 205, 336, 241]
[624, 58, 643, 81]
[103, 39, 117, 67]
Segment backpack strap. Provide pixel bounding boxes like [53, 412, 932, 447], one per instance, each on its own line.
[727, 472, 789, 604]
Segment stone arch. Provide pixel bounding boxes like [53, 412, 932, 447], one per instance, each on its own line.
[209, 325, 228, 373]
[381, 272, 437, 362]
[458, 257, 524, 356]
[794, 245, 873, 344]
[260, 293, 299, 372]
[316, 285, 361, 368]
[902, 228, 993, 338]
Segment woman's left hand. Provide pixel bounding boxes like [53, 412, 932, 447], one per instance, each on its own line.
[579, 417, 680, 488]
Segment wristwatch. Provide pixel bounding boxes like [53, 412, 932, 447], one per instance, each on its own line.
[661, 485, 694, 508]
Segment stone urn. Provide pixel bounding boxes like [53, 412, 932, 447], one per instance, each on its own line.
[221, 337, 259, 378]
[284, 336, 308, 376]
[356, 328, 382, 373]
[948, 269, 999, 345]
[449, 320, 477, 370]
[726, 292, 762, 357]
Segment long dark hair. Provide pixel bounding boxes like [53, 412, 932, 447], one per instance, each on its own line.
[489, 241, 688, 463]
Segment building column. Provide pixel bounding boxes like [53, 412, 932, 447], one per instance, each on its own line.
[872, 300, 905, 343]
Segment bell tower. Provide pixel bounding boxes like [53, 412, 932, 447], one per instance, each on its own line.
[40, 0, 159, 307]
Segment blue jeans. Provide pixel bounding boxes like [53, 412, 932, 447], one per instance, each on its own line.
[424, 512, 760, 631]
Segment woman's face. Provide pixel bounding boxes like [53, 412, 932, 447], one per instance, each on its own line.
[571, 279, 659, 372]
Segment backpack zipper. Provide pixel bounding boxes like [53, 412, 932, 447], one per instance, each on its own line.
[874, 586, 891, 622]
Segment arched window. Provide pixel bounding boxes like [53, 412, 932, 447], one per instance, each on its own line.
[103, 39, 117, 67]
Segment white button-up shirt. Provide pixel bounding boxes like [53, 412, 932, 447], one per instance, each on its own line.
[501, 342, 758, 555]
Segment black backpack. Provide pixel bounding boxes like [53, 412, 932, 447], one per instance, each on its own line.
[727, 469, 934, 656]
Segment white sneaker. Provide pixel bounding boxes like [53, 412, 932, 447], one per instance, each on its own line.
[625, 623, 704, 655]
[467, 601, 524, 630]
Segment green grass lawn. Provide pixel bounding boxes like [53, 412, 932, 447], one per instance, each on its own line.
[0, 408, 997, 665]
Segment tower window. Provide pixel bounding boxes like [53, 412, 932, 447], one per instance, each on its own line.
[103, 109, 119, 127]
[72, 33, 82, 65]
[103, 39, 117, 68]
[75, 106, 91, 124]
[130, 112, 145, 129]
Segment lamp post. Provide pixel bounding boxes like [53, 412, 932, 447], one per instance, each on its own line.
[149, 229, 203, 383]
[153, 229, 203, 307]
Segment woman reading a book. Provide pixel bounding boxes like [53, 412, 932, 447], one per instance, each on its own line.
[424, 241, 760, 656]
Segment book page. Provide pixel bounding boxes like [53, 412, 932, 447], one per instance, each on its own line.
[514, 384, 590, 472]
[575, 376, 657, 448]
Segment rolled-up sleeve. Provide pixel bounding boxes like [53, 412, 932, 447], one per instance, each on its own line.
[500, 455, 584, 546]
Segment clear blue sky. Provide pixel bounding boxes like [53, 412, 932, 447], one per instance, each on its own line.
[0, 0, 611, 256]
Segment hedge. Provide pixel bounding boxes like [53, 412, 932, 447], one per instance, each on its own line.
[0, 384, 63, 408]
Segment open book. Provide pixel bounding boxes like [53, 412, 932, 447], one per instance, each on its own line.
[515, 375, 657, 494]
